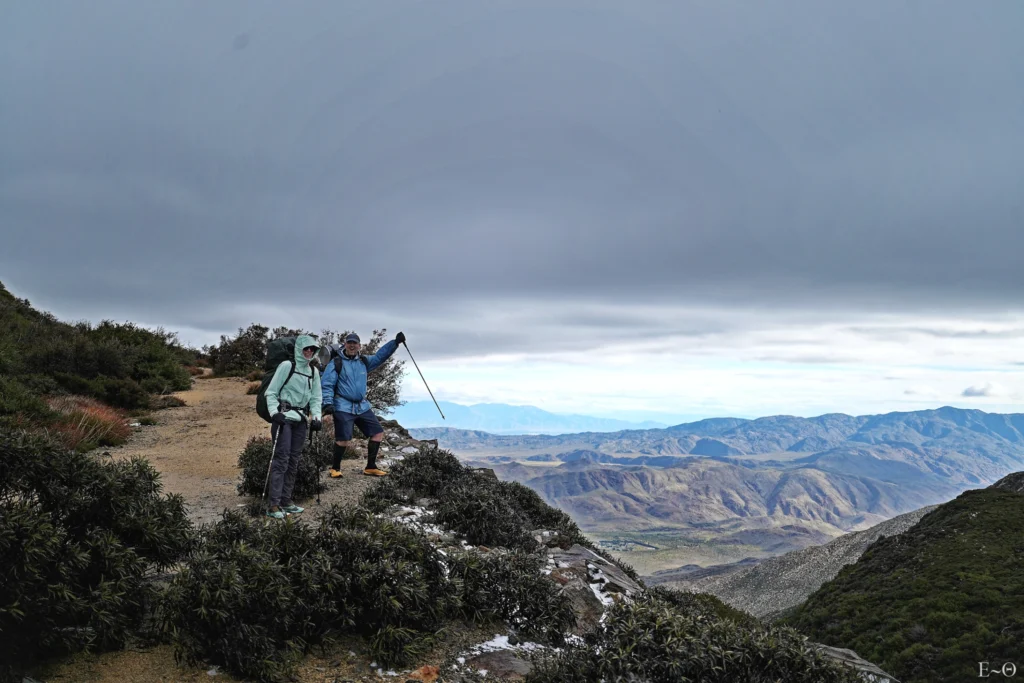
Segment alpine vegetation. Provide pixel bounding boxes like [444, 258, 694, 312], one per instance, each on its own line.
[526, 590, 864, 683]
[236, 430, 345, 513]
[0, 431, 194, 681]
[361, 447, 637, 578]
[160, 505, 574, 682]
[782, 487, 1024, 683]
[0, 281, 199, 450]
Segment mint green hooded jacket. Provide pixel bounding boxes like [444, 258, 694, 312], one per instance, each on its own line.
[263, 334, 322, 422]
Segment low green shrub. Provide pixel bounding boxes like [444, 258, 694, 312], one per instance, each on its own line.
[162, 506, 577, 682]
[237, 432, 333, 505]
[449, 549, 576, 642]
[363, 448, 637, 579]
[526, 592, 863, 683]
[782, 488, 1024, 683]
[0, 432, 193, 680]
[161, 514, 340, 682]
[647, 585, 762, 628]
[0, 375, 51, 420]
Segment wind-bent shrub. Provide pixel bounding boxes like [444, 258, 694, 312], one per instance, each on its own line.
[526, 592, 864, 683]
[0, 432, 193, 681]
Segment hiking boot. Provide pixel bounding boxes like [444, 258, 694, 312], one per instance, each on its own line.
[281, 504, 304, 514]
[266, 508, 286, 520]
[329, 468, 343, 478]
[363, 468, 389, 477]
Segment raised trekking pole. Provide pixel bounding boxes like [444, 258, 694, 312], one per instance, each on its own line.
[402, 341, 445, 419]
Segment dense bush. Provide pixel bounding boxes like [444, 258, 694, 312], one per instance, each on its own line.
[236, 433, 331, 505]
[205, 323, 270, 377]
[449, 549, 576, 642]
[362, 448, 637, 580]
[0, 432, 193, 680]
[0, 281, 198, 443]
[782, 488, 1024, 683]
[162, 506, 573, 681]
[527, 591, 863, 683]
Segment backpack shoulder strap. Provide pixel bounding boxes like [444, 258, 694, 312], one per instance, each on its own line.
[282, 359, 297, 387]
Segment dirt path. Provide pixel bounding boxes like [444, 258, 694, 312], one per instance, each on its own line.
[103, 375, 387, 525]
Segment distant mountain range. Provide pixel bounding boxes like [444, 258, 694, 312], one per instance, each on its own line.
[391, 400, 669, 434]
[413, 407, 1024, 488]
[425, 407, 1024, 568]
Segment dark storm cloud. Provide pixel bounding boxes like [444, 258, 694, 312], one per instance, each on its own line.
[2, 0, 1023, 352]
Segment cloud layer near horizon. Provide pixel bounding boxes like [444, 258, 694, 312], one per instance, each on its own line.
[2, 1, 1023, 416]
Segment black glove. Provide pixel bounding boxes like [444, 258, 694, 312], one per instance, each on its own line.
[395, 331, 406, 345]
[322, 405, 334, 417]
[272, 411, 288, 425]
[310, 417, 322, 432]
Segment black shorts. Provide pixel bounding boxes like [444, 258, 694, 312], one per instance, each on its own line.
[334, 409, 383, 441]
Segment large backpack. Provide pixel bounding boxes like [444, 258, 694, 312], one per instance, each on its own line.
[255, 336, 304, 423]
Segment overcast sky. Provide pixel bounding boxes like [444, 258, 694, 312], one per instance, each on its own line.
[3, 1, 1023, 421]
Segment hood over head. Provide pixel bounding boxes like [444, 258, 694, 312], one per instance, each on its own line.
[294, 334, 318, 369]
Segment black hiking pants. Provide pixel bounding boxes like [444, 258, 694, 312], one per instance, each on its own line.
[269, 419, 308, 507]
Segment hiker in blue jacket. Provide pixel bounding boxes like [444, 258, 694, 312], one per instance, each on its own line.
[321, 331, 405, 477]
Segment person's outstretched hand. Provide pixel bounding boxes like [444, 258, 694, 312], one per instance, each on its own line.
[395, 331, 406, 345]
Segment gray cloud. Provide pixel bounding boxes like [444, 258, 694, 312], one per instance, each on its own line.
[962, 384, 998, 398]
[2, 0, 1023, 354]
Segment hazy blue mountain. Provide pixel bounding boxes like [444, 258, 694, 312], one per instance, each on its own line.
[416, 407, 1024, 561]
[411, 407, 1024, 487]
[392, 400, 669, 434]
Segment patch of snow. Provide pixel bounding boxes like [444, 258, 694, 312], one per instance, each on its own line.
[589, 582, 615, 607]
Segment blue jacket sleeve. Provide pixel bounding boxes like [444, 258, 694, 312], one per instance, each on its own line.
[320, 359, 338, 410]
[366, 339, 399, 372]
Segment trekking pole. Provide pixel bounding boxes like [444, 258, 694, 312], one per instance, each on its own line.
[402, 341, 445, 419]
[261, 428, 280, 515]
[310, 416, 322, 506]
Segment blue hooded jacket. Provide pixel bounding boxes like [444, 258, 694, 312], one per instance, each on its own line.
[320, 339, 399, 415]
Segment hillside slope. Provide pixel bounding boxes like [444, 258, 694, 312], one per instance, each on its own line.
[653, 504, 938, 619]
[781, 484, 1024, 683]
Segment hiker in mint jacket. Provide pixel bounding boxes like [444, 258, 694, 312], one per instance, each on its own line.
[264, 334, 322, 520]
[321, 331, 404, 477]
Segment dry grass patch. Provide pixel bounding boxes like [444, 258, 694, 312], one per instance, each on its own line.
[46, 395, 131, 451]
